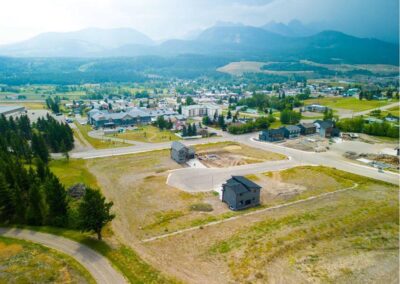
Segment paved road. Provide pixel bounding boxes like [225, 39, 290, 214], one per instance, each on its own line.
[167, 135, 398, 192]
[0, 228, 127, 284]
[70, 127, 398, 186]
[70, 136, 231, 159]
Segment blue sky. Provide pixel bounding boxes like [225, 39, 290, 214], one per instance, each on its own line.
[0, 0, 398, 44]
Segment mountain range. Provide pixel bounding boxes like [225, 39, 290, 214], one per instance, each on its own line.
[0, 24, 398, 65]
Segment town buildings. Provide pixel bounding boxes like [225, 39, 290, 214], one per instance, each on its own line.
[181, 104, 221, 118]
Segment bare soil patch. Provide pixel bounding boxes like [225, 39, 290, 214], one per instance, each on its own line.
[196, 142, 286, 167]
[282, 135, 330, 152]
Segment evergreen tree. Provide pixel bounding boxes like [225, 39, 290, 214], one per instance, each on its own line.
[187, 124, 193, 136]
[0, 173, 15, 223]
[227, 110, 232, 119]
[182, 125, 187, 137]
[35, 158, 47, 181]
[202, 116, 211, 126]
[78, 188, 115, 240]
[192, 124, 197, 136]
[26, 182, 44, 225]
[218, 115, 225, 129]
[31, 133, 49, 163]
[45, 175, 68, 227]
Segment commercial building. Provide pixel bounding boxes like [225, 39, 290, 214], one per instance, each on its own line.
[0, 105, 26, 117]
[181, 104, 221, 118]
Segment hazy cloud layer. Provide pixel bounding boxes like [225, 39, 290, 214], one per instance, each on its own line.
[0, 0, 398, 44]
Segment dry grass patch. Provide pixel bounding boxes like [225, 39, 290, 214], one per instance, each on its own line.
[0, 236, 95, 284]
[85, 150, 228, 240]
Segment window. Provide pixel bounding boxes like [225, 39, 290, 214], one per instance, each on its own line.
[245, 200, 251, 205]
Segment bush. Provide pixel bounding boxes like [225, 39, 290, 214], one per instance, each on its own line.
[190, 203, 214, 212]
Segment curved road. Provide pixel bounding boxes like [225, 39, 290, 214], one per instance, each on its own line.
[0, 227, 127, 284]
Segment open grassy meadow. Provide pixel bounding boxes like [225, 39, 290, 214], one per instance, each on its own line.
[109, 125, 179, 143]
[49, 159, 99, 188]
[0, 236, 95, 284]
[305, 97, 390, 112]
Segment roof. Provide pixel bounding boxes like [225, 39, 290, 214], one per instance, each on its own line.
[225, 180, 249, 194]
[89, 108, 151, 121]
[299, 123, 315, 129]
[0, 105, 25, 115]
[171, 141, 187, 151]
[262, 128, 284, 134]
[283, 125, 301, 132]
[314, 120, 333, 129]
[232, 176, 261, 189]
[144, 109, 178, 117]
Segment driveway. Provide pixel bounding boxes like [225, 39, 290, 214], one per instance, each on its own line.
[0, 228, 127, 284]
[167, 158, 303, 192]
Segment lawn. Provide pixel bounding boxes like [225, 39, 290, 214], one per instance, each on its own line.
[0, 236, 95, 284]
[305, 97, 391, 112]
[379, 105, 400, 117]
[49, 159, 99, 188]
[109, 125, 179, 143]
[142, 167, 398, 284]
[74, 122, 131, 149]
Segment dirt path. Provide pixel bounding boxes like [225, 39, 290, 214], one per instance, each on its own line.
[141, 182, 359, 243]
[70, 122, 94, 150]
[0, 227, 127, 284]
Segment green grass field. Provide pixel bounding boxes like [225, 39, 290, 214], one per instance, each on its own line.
[0, 236, 95, 284]
[109, 125, 179, 143]
[49, 159, 99, 188]
[305, 97, 391, 112]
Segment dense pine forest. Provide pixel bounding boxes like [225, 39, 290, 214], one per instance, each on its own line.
[0, 114, 114, 239]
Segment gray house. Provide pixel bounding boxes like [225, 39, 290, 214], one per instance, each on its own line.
[298, 123, 317, 135]
[314, 120, 334, 138]
[170, 141, 195, 164]
[222, 176, 261, 211]
[259, 128, 285, 142]
[282, 125, 301, 139]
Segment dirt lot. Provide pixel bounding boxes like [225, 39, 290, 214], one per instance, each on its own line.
[282, 134, 330, 152]
[82, 145, 398, 284]
[196, 142, 286, 167]
[141, 167, 398, 284]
